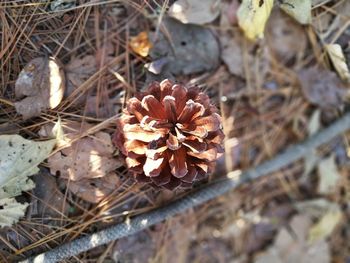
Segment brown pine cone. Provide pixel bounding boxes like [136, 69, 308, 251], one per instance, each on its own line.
[113, 79, 224, 190]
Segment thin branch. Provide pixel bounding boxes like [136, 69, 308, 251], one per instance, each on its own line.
[21, 112, 350, 263]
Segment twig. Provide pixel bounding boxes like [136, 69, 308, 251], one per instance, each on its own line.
[21, 112, 350, 263]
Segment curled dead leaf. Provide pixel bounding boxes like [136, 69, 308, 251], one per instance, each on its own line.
[15, 57, 65, 119]
[130, 31, 152, 57]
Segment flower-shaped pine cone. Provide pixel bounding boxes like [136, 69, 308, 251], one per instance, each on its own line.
[113, 79, 224, 190]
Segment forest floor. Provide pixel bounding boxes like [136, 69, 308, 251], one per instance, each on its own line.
[1, 0, 350, 262]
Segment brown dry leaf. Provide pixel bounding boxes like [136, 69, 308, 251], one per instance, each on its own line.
[254, 215, 331, 263]
[150, 17, 220, 75]
[130, 31, 152, 57]
[219, 27, 270, 80]
[168, 0, 221, 25]
[14, 57, 65, 119]
[45, 121, 122, 203]
[298, 67, 347, 109]
[113, 228, 157, 263]
[266, 9, 307, 62]
[32, 172, 69, 218]
[159, 211, 196, 263]
[64, 55, 96, 102]
[49, 131, 121, 181]
[66, 172, 121, 203]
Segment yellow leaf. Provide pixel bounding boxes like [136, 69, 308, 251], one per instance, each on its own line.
[308, 203, 342, 244]
[280, 0, 311, 25]
[130, 32, 152, 57]
[237, 0, 274, 41]
[325, 44, 350, 83]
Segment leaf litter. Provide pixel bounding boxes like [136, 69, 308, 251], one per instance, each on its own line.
[43, 121, 123, 203]
[14, 57, 65, 119]
[149, 17, 220, 75]
[298, 67, 348, 109]
[1, 0, 350, 262]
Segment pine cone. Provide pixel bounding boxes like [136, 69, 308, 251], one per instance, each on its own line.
[113, 79, 224, 190]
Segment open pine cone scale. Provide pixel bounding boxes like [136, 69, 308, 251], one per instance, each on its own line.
[114, 79, 224, 190]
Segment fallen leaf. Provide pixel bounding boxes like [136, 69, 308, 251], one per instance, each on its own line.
[298, 67, 347, 109]
[64, 55, 96, 104]
[317, 154, 341, 195]
[52, 116, 65, 143]
[0, 135, 56, 199]
[161, 211, 196, 262]
[325, 44, 350, 82]
[168, 0, 221, 25]
[0, 198, 28, 228]
[32, 172, 69, 218]
[14, 57, 65, 119]
[308, 203, 342, 244]
[66, 172, 121, 203]
[279, 0, 312, 25]
[49, 130, 121, 181]
[296, 198, 335, 218]
[113, 228, 157, 263]
[150, 17, 220, 75]
[0, 134, 56, 227]
[130, 31, 153, 57]
[219, 27, 270, 80]
[308, 109, 321, 136]
[266, 9, 307, 62]
[144, 57, 169, 75]
[296, 199, 342, 244]
[65, 55, 122, 117]
[237, 0, 274, 41]
[45, 121, 122, 203]
[254, 215, 331, 263]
